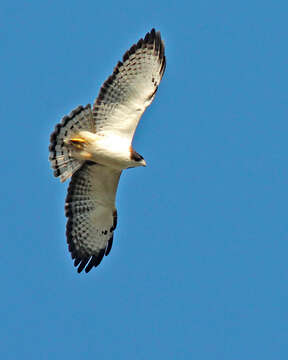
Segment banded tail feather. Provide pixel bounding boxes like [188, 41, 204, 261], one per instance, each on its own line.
[49, 104, 95, 182]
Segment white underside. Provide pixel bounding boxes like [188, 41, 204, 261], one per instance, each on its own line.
[71, 131, 141, 170]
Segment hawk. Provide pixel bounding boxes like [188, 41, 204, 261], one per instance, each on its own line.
[49, 29, 166, 273]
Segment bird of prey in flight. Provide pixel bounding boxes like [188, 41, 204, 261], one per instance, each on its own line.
[49, 29, 166, 273]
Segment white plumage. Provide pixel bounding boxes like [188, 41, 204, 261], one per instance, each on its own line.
[49, 29, 166, 273]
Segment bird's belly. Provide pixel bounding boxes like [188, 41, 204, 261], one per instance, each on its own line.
[71, 132, 134, 170]
[90, 150, 132, 169]
[88, 141, 132, 170]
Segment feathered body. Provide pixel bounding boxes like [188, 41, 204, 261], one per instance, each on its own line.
[49, 29, 166, 273]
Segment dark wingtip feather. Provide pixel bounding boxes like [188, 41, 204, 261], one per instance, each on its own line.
[85, 249, 106, 273]
[105, 236, 113, 256]
[77, 258, 90, 273]
[72, 249, 107, 274]
[74, 258, 82, 267]
[84, 258, 95, 273]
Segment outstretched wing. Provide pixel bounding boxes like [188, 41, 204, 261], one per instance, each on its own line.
[65, 162, 121, 273]
[93, 28, 166, 143]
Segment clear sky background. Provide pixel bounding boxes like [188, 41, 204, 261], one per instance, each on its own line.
[1, 1, 287, 359]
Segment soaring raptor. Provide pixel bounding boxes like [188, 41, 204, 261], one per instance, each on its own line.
[49, 29, 166, 273]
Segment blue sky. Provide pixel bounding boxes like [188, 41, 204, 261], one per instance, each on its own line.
[1, 1, 287, 359]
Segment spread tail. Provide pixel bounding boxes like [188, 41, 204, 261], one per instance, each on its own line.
[49, 104, 95, 182]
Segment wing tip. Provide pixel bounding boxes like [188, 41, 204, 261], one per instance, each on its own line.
[105, 235, 114, 256]
[71, 249, 107, 274]
[122, 28, 165, 64]
[94, 28, 166, 108]
[69, 232, 115, 273]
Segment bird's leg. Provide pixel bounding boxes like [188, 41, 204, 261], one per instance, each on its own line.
[67, 137, 87, 150]
[64, 135, 92, 160]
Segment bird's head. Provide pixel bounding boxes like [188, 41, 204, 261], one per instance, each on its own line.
[130, 149, 146, 167]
